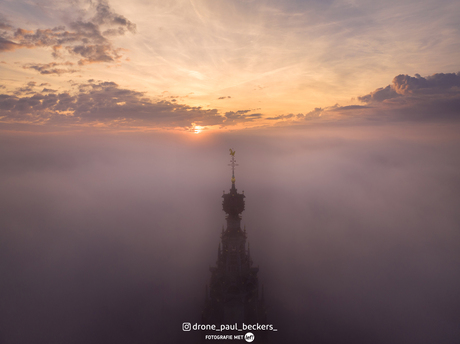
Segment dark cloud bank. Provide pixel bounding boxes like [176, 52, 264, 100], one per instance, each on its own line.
[0, 123, 459, 344]
[355, 72, 460, 121]
[280, 72, 460, 125]
[0, 81, 263, 128]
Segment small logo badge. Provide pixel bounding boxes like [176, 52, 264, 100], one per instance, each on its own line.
[182, 322, 191, 331]
[245, 332, 255, 342]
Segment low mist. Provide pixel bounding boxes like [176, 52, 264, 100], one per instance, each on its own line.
[1, 123, 459, 343]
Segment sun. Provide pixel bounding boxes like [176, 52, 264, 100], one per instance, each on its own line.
[193, 125, 204, 134]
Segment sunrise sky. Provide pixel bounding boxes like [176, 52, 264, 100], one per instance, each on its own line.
[1, 0, 459, 131]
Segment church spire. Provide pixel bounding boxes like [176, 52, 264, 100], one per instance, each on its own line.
[202, 150, 267, 329]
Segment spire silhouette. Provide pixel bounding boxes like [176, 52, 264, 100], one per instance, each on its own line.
[201, 150, 267, 329]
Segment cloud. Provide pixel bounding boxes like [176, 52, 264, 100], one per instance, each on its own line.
[353, 73, 460, 121]
[0, 14, 14, 31]
[23, 62, 78, 75]
[67, 44, 122, 65]
[330, 105, 371, 111]
[0, 81, 272, 129]
[92, 0, 136, 34]
[268, 73, 460, 126]
[3, 71, 459, 129]
[267, 113, 295, 120]
[0, 0, 136, 65]
[217, 96, 231, 100]
[223, 110, 263, 126]
[392, 73, 460, 95]
[0, 22, 13, 30]
[0, 81, 225, 128]
[0, 37, 21, 52]
[0, 16, 17, 52]
[42, 88, 57, 93]
[358, 85, 398, 103]
[13, 81, 37, 96]
[294, 107, 324, 121]
[359, 73, 460, 103]
[270, 108, 325, 123]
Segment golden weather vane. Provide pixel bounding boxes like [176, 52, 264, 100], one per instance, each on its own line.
[228, 149, 238, 183]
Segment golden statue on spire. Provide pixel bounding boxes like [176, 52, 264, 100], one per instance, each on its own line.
[228, 149, 238, 183]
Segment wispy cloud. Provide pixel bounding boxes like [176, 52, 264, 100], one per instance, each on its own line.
[23, 61, 78, 75]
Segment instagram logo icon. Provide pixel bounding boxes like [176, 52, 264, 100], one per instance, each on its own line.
[182, 323, 191, 331]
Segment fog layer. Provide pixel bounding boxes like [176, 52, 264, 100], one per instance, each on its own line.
[1, 123, 459, 343]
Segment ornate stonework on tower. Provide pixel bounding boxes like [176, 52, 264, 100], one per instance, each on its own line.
[202, 150, 267, 326]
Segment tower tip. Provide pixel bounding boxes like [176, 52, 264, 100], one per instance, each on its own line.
[228, 149, 238, 184]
